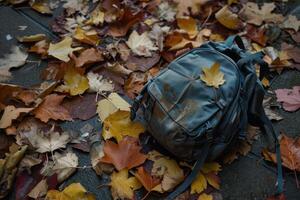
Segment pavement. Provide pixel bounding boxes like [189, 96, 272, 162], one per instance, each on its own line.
[0, 4, 300, 200]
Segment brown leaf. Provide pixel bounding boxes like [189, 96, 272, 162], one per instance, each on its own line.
[263, 133, 300, 172]
[215, 5, 244, 30]
[62, 93, 97, 120]
[34, 94, 72, 123]
[101, 136, 147, 171]
[72, 48, 104, 67]
[107, 8, 144, 37]
[135, 166, 160, 191]
[124, 71, 148, 99]
[281, 42, 300, 64]
[0, 106, 33, 129]
[174, 0, 210, 17]
[126, 52, 160, 72]
[246, 24, 268, 46]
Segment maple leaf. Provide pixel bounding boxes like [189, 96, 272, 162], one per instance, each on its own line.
[46, 183, 95, 200]
[101, 136, 147, 171]
[0, 46, 28, 82]
[0, 105, 33, 129]
[200, 62, 225, 88]
[34, 94, 72, 123]
[174, 0, 210, 17]
[72, 48, 103, 67]
[126, 31, 158, 57]
[263, 133, 300, 172]
[97, 93, 131, 122]
[177, 17, 198, 38]
[215, 6, 244, 30]
[73, 27, 100, 46]
[26, 131, 69, 153]
[110, 169, 142, 200]
[48, 37, 82, 62]
[56, 65, 89, 96]
[102, 110, 145, 142]
[239, 2, 284, 26]
[17, 34, 46, 42]
[135, 166, 161, 191]
[275, 86, 300, 112]
[87, 72, 114, 93]
[148, 151, 184, 192]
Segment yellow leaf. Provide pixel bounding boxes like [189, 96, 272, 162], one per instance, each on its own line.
[198, 193, 213, 200]
[48, 37, 82, 62]
[201, 162, 221, 174]
[177, 17, 198, 38]
[261, 77, 270, 87]
[215, 6, 243, 30]
[74, 27, 100, 46]
[86, 9, 105, 26]
[56, 65, 89, 96]
[102, 110, 145, 142]
[30, 1, 52, 14]
[205, 172, 220, 190]
[97, 92, 130, 122]
[200, 62, 225, 88]
[46, 183, 95, 200]
[17, 34, 46, 42]
[191, 172, 207, 194]
[110, 169, 142, 200]
[148, 151, 184, 192]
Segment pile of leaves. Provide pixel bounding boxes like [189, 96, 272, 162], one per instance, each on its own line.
[0, 0, 299, 199]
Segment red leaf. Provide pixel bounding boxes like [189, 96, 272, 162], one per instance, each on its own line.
[135, 166, 160, 191]
[266, 193, 286, 200]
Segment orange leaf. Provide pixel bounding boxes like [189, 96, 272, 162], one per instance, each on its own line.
[34, 94, 72, 123]
[135, 166, 160, 191]
[101, 136, 147, 170]
[177, 17, 198, 38]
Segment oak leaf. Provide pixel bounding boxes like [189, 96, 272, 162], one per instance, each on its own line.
[102, 110, 145, 142]
[239, 2, 284, 26]
[110, 169, 142, 200]
[56, 65, 89, 96]
[0, 106, 33, 128]
[275, 86, 300, 112]
[97, 93, 130, 122]
[135, 166, 161, 191]
[126, 31, 158, 57]
[177, 17, 198, 38]
[48, 37, 82, 62]
[215, 6, 244, 30]
[148, 151, 184, 192]
[34, 94, 72, 122]
[101, 136, 147, 170]
[46, 183, 95, 200]
[200, 62, 225, 88]
[263, 133, 300, 172]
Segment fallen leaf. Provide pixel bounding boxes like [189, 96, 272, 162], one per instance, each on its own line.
[148, 151, 184, 192]
[34, 94, 72, 122]
[62, 93, 97, 120]
[17, 34, 46, 42]
[263, 97, 283, 121]
[198, 193, 213, 200]
[72, 48, 103, 67]
[110, 169, 142, 200]
[46, 183, 95, 200]
[124, 71, 148, 99]
[125, 53, 160, 72]
[86, 6, 105, 26]
[126, 30, 158, 57]
[30, 0, 52, 14]
[135, 166, 161, 191]
[177, 17, 198, 38]
[191, 172, 207, 194]
[266, 193, 286, 200]
[281, 15, 300, 32]
[29, 39, 49, 58]
[149, 24, 170, 51]
[48, 37, 82, 62]
[239, 2, 284, 26]
[174, 0, 210, 17]
[0, 106, 33, 128]
[200, 62, 225, 88]
[97, 92, 130, 122]
[73, 27, 100, 46]
[281, 42, 300, 64]
[157, 2, 176, 22]
[25, 131, 69, 153]
[107, 9, 144, 37]
[87, 72, 114, 93]
[275, 86, 300, 112]
[56, 65, 89, 96]
[102, 110, 145, 142]
[28, 179, 48, 199]
[215, 6, 244, 30]
[0, 46, 28, 82]
[246, 24, 268, 46]
[263, 133, 300, 172]
[101, 136, 147, 170]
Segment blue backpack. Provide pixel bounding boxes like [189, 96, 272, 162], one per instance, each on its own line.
[131, 36, 283, 199]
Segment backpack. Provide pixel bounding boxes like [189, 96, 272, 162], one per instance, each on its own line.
[130, 35, 283, 199]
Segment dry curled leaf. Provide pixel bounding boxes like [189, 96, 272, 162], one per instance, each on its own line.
[215, 6, 244, 30]
[101, 136, 147, 170]
[34, 94, 72, 123]
[200, 62, 225, 88]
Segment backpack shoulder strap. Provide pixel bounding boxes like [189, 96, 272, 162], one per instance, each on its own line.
[225, 35, 246, 50]
[165, 143, 210, 200]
